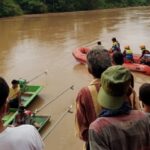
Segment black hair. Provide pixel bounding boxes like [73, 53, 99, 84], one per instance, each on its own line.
[0, 77, 9, 109]
[112, 37, 117, 42]
[18, 106, 25, 113]
[87, 49, 111, 78]
[97, 41, 101, 45]
[139, 83, 150, 105]
[112, 51, 124, 65]
[11, 79, 19, 85]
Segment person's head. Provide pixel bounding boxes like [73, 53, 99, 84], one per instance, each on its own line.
[140, 45, 146, 51]
[18, 105, 25, 114]
[124, 45, 130, 50]
[11, 79, 19, 88]
[112, 51, 124, 65]
[87, 49, 111, 78]
[0, 77, 9, 113]
[112, 37, 117, 42]
[97, 41, 101, 45]
[139, 83, 150, 106]
[97, 66, 132, 110]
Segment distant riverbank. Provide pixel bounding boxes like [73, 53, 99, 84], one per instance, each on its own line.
[0, 0, 150, 18]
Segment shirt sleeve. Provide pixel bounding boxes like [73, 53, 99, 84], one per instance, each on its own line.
[89, 128, 108, 150]
[32, 126, 44, 150]
[75, 88, 90, 142]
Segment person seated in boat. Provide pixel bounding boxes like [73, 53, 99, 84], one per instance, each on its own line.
[13, 106, 31, 126]
[139, 83, 150, 112]
[140, 45, 150, 66]
[112, 51, 124, 65]
[140, 45, 150, 59]
[93, 41, 105, 50]
[14, 106, 40, 129]
[8, 80, 21, 108]
[110, 37, 121, 53]
[123, 45, 134, 63]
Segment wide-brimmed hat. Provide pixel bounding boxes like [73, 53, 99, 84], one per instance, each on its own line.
[98, 65, 131, 109]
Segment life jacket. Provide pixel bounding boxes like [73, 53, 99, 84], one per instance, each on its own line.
[125, 49, 133, 60]
[112, 42, 121, 52]
[143, 54, 150, 62]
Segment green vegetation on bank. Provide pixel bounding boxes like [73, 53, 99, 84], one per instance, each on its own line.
[0, 0, 150, 17]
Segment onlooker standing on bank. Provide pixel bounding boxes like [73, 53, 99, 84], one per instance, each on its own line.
[89, 66, 150, 150]
[75, 48, 111, 149]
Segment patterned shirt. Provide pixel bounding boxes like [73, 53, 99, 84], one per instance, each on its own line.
[89, 110, 150, 150]
[75, 79, 102, 141]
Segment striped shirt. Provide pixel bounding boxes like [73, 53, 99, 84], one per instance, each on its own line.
[89, 110, 150, 150]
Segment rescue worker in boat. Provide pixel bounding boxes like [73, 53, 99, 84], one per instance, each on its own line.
[123, 45, 134, 63]
[7, 80, 21, 108]
[110, 37, 121, 53]
[93, 41, 105, 50]
[140, 45, 150, 66]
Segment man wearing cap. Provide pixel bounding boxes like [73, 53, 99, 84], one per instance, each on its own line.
[89, 66, 150, 150]
[75, 49, 111, 149]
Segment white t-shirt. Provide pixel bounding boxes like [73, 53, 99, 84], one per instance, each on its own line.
[0, 125, 43, 150]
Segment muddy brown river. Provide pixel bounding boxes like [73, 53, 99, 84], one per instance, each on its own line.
[0, 6, 150, 150]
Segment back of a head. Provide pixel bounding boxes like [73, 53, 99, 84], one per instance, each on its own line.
[112, 37, 117, 42]
[0, 77, 9, 109]
[140, 45, 146, 50]
[11, 79, 19, 85]
[112, 51, 124, 65]
[97, 41, 101, 45]
[139, 83, 150, 105]
[87, 49, 111, 78]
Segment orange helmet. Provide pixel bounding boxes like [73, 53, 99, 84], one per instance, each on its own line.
[124, 45, 130, 49]
[140, 45, 146, 50]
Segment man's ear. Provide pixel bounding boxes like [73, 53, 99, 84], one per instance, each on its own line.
[0, 103, 7, 116]
[88, 66, 92, 75]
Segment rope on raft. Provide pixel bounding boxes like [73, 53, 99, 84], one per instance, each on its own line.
[42, 105, 73, 141]
[35, 85, 74, 113]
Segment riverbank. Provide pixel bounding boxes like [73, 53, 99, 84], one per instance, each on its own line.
[0, 0, 150, 18]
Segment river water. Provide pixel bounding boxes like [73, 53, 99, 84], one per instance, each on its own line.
[0, 6, 150, 150]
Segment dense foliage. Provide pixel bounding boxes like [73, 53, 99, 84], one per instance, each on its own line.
[0, 0, 150, 17]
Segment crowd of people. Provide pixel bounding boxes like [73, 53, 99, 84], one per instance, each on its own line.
[75, 40, 150, 150]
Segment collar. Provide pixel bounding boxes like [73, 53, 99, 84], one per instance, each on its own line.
[89, 78, 100, 86]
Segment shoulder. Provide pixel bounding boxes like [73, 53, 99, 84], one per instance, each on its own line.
[10, 125, 38, 134]
[76, 86, 91, 101]
[90, 111, 148, 132]
[89, 117, 110, 133]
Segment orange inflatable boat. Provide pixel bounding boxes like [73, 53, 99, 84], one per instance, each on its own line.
[72, 48, 150, 75]
[72, 47, 90, 64]
[123, 63, 150, 75]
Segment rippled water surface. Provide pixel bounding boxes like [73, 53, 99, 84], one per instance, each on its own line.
[0, 6, 150, 150]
